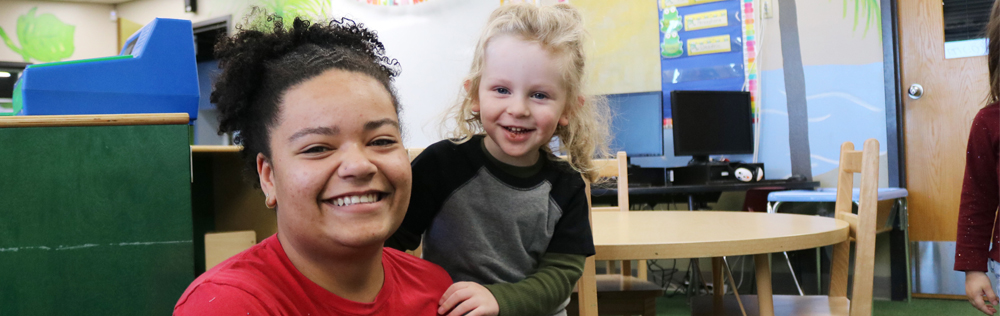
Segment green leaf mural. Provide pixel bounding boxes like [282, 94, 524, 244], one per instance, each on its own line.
[0, 7, 76, 63]
[839, 0, 881, 39]
[260, 0, 329, 24]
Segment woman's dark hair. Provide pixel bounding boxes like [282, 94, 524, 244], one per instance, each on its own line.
[212, 9, 401, 182]
[989, 0, 1000, 104]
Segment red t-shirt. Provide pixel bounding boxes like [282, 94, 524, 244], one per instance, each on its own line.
[174, 235, 452, 315]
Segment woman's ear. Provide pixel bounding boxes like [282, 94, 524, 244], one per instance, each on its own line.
[257, 153, 277, 209]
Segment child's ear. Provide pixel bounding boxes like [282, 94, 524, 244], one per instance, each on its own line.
[466, 79, 480, 112]
[560, 96, 584, 126]
[256, 153, 277, 209]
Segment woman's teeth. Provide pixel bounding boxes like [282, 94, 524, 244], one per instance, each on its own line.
[334, 193, 380, 206]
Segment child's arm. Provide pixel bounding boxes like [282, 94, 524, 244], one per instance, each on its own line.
[482, 253, 585, 316]
[957, 107, 1000, 314]
[384, 148, 445, 251]
[956, 107, 1000, 272]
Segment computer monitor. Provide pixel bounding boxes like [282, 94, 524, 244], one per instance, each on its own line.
[670, 90, 753, 164]
[608, 91, 664, 157]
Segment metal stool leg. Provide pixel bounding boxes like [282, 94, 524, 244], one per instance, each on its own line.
[769, 201, 805, 296]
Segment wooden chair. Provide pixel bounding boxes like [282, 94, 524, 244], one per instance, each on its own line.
[692, 139, 880, 316]
[569, 151, 663, 316]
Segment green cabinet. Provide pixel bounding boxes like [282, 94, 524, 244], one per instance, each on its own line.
[0, 117, 193, 315]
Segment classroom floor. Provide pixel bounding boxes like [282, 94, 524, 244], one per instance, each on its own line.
[654, 296, 982, 316]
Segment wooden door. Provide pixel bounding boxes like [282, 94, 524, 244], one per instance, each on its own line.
[898, 1, 989, 242]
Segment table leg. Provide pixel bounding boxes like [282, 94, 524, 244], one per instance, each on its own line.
[754, 254, 775, 316]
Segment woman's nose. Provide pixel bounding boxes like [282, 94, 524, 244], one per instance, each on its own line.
[337, 144, 377, 179]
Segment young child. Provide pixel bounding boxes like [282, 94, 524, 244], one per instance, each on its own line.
[386, 3, 610, 316]
[957, 1, 1000, 315]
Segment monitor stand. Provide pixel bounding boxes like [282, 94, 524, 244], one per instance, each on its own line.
[687, 155, 711, 166]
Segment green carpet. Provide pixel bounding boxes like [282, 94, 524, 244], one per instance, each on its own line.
[655, 296, 984, 316]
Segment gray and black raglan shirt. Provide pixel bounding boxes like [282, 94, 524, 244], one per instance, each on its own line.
[386, 135, 595, 315]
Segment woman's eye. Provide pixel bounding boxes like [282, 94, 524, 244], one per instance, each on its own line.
[303, 146, 330, 154]
[531, 92, 549, 100]
[494, 87, 510, 94]
[370, 138, 398, 147]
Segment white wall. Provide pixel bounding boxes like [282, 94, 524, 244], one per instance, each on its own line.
[118, 0, 495, 148]
[328, 0, 497, 147]
[0, 1, 117, 62]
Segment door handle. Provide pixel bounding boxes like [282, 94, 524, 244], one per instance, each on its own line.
[908, 83, 924, 100]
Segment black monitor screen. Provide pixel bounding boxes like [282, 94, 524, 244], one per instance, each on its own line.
[670, 90, 753, 159]
[608, 92, 664, 157]
[0, 71, 19, 99]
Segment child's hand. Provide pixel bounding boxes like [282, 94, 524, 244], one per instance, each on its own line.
[967, 271, 999, 315]
[437, 281, 499, 316]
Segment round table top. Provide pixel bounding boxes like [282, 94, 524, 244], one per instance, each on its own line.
[591, 211, 850, 260]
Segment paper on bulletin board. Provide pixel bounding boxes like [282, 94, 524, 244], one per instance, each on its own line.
[576, 0, 661, 95]
[684, 9, 727, 31]
[659, 0, 745, 122]
[687, 35, 731, 55]
[660, 0, 726, 8]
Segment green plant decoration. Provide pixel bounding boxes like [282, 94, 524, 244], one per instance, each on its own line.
[261, 0, 330, 24]
[0, 7, 76, 63]
[840, 0, 881, 39]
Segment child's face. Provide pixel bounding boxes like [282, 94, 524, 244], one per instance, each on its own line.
[259, 68, 412, 254]
[475, 35, 570, 166]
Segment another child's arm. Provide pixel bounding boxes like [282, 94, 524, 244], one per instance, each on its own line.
[957, 107, 1000, 314]
[967, 271, 999, 315]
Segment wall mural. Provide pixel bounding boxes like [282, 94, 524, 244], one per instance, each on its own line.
[260, 0, 330, 22]
[0, 7, 75, 63]
[841, 0, 881, 38]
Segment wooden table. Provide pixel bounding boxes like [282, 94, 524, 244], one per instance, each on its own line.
[579, 211, 850, 316]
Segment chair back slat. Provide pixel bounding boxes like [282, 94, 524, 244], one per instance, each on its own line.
[827, 140, 879, 316]
[407, 148, 424, 162]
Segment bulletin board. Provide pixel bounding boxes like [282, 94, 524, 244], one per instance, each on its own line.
[659, 0, 747, 125]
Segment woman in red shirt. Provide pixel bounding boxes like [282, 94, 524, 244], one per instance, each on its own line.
[958, 1, 1000, 315]
[173, 10, 452, 315]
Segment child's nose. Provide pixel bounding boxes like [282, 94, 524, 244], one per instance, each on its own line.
[506, 98, 531, 117]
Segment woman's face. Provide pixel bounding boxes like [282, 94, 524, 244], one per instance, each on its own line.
[258, 68, 411, 254]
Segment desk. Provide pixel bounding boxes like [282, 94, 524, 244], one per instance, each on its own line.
[583, 211, 849, 316]
[591, 180, 820, 210]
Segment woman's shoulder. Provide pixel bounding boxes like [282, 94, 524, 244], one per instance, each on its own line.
[382, 248, 453, 290]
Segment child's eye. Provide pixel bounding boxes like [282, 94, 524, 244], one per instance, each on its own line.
[531, 92, 549, 100]
[370, 138, 398, 147]
[494, 87, 510, 94]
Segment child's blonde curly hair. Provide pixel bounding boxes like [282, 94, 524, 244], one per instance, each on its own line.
[445, 3, 611, 183]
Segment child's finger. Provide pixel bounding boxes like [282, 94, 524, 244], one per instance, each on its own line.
[438, 284, 472, 314]
[445, 299, 477, 316]
[972, 292, 994, 315]
[987, 286, 999, 306]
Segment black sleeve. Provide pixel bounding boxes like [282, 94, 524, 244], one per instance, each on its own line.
[385, 146, 447, 251]
[545, 174, 596, 256]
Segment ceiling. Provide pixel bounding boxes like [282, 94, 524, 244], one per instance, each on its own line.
[3, 0, 137, 4]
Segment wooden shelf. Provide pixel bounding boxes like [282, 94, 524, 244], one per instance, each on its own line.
[0, 113, 189, 127]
